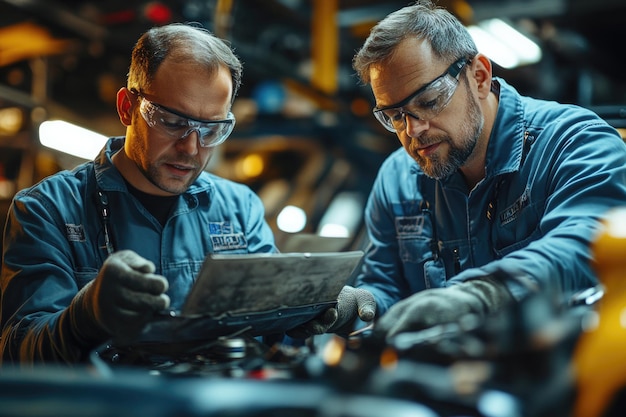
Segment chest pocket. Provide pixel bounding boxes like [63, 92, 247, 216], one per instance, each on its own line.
[161, 259, 205, 310]
[396, 206, 475, 289]
[396, 211, 448, 289]
[490, 186, 543, 257]
[396, 213, 435, 263]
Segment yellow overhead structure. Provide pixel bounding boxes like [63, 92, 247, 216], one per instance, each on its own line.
[311, 0, 339, 95]
[0, 22, 75, 67]
[214, 0, 234, 39]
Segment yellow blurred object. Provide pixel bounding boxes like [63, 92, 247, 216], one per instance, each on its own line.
[572, 207, 626, 417]
[0, 22, 75, 67]
[311, 0, 338, 95]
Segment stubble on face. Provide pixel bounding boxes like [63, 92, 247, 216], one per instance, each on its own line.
[412, 78, 484, 180]
[122, 61, 231, 196]
[145, 151, 207, 195]
[129, 131, 210, 195]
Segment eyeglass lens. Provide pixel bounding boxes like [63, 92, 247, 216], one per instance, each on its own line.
[138, 96, 235, 147]
[374, 58, 468, 132]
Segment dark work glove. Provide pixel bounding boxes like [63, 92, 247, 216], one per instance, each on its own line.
[374, 275, 513, 339]
[70, 250, 170, 345]
[286, 286, 377, 338]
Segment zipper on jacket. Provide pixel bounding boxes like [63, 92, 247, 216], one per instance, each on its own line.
[97, 189, 115, 255]
[453, 247, 461, 275]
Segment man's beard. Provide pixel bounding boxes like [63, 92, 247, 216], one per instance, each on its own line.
[132, 145, 206, 195]
[143, 155, 207, 195]
[415, 84, 484, 180]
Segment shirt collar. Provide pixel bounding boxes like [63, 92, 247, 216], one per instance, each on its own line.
[93, 136, 211, 195]
[484, 77, 527, 179]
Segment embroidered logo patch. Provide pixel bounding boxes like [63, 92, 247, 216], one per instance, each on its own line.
[211, 234, 248, 251]
[500, 188, 530, 226]
[395, 215, 426, 236]
[209, 221, 248, 251]
[209, 221, 232, 235]
[65, 224, 86, 242]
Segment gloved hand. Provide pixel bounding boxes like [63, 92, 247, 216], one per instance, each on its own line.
[374, 275, 513, 339]
[70, 250, 171, 344]
[287, 286, 376, 338]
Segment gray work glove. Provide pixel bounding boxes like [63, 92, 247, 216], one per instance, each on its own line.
[287, 286, 376, 338]
[374, 275, 513, 339]
[70, 250, 170, 345]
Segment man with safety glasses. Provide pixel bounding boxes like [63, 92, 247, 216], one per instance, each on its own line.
[349, 0, 626, 339]
[0, 23, 278, 364]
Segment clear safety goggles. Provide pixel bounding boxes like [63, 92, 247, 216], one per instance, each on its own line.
[373, 58, 469, 133]
[132, 90, 235, 147]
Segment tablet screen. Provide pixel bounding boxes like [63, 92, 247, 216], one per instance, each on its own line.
[181, 251, 364, 317]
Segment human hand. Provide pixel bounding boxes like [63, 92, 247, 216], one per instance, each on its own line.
[286, 286, 376, 338]
[71, 250, 170, 344]
[374, 276, 513, 340]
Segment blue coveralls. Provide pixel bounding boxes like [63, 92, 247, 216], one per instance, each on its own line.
[1, 137, 277, 363]
[356, 78, 626, 315]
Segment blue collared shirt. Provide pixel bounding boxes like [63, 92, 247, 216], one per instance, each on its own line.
[356, 78, 626, 315]
[1, 137, 277, 362]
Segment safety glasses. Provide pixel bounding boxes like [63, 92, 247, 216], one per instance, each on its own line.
[131, 90, 235, 147]
[373, 58, 469, 133]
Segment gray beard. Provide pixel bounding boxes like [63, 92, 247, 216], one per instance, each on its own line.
[418, 89, 484, 180]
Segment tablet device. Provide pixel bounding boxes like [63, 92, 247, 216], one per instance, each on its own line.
[132, 251, 364, 345]
[182, 251, 363, 316]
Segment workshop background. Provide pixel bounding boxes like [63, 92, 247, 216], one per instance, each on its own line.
[1, 0, 625, 254]
[2, 1, 626, 417]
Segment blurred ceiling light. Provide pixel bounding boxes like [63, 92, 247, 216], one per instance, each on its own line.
[468, 18, 542, 69]
[318, 191, 363, 238]
[0, 107, 24, 135]
[276, 205, 307, 234]
[605, 207, 626, 238]
[39, 120, 107, 160]
[236, 153, 264, 179]
[319, 224, 350, 239]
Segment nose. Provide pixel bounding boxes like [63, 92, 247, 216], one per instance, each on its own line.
[403, 112, 429, 138]
[176, 128, 201, 155]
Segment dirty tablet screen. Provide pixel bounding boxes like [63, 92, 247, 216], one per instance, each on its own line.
[181, 251, 364, 317]
[130, 251, 364, 345]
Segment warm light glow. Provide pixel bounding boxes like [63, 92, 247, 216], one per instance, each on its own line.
[0, 107, 23, 135]
[276, 205, 307, 233]
[322, 336, 346, 367]
[0, 180, 15, 199]
[39, 120, 108, 160]
[237, 153, 264, 179]
[380, 347, 398, 369]
[468, 19, 541, 69]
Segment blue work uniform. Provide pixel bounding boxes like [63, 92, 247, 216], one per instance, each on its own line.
[356, 78, 626, 316]
[0, 137, 277, 363]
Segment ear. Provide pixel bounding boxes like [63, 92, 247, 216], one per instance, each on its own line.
[469, 53, 493, 99]
[116, 87, 134, 126]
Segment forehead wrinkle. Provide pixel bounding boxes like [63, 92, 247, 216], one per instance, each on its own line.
[373, 63, 434, 108]
[372, 37, 448, 107]
[151, 59, 232, 121]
